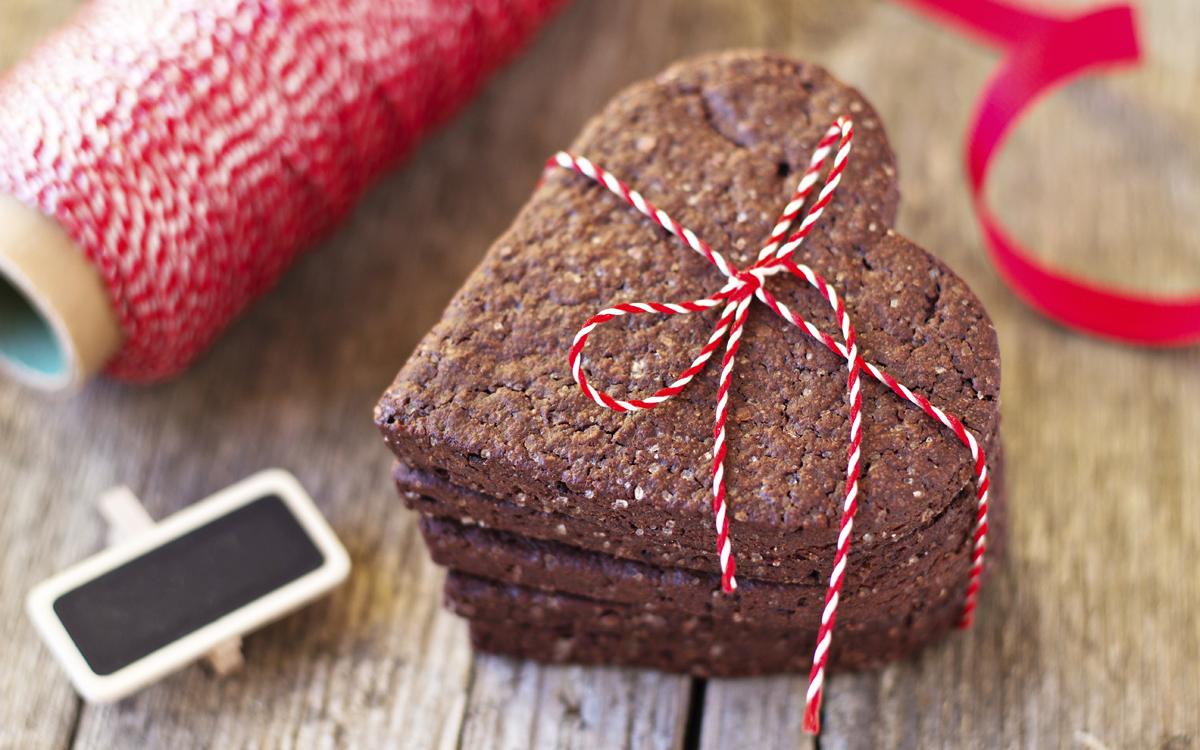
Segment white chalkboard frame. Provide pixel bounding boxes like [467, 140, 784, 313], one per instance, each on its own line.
[25, 468, 351, 703]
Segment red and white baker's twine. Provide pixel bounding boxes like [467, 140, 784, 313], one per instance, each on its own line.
[0, 0, 564, 382]
[555, 117, 990, 734]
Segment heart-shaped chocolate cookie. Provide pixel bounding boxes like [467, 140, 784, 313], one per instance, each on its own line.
[377, 51, 1002, 683]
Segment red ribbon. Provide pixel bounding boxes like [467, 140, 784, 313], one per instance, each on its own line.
[891, 0, 1200, 345]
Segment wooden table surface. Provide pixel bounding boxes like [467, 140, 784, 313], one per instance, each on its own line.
[2, 1, 1198, 748]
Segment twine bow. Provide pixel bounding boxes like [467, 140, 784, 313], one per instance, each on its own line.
[553, 117, 990, 734]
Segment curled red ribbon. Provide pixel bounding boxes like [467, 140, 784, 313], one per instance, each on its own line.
[892, 0, 1200, 345]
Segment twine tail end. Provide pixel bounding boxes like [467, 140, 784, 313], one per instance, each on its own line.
[957, 609, 976, 630]
[801, 700, 821, 734]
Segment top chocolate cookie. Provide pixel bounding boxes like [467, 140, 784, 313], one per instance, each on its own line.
[376, 51, 1000, 569]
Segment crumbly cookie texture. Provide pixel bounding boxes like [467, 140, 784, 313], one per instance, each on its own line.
[376, 51, 1000, 572]
[422, 450, 1003, 631]
[467, 592, 966, 677]
[398, 459, 989, 585]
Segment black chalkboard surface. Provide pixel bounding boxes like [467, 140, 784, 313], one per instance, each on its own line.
[53, 494, 325, 676]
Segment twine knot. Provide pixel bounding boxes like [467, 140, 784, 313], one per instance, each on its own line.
[552, 115, 989, 735]
[731, 266, 773, 294]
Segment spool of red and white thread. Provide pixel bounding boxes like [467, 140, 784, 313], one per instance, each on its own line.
[0, 0, 565, 390]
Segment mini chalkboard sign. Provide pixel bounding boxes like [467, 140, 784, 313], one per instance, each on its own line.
[26, 469, 351, 702]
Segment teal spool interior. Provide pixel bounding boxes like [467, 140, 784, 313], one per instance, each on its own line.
[0, 274, 66, 379]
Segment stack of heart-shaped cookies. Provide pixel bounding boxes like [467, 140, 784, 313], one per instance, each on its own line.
[375, 51, 1004, 677]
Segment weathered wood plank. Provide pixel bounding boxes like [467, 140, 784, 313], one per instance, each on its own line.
[699, 678, 815, 750]
[2, 0, 1198, 748]
[460, 657, 691, 750]
[0, 397, 89, 750]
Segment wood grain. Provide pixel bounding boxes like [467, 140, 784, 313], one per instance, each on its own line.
[0, 0, 1197, 748]
[699, 678, 815, 750]
[460, 656, 690, 750]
